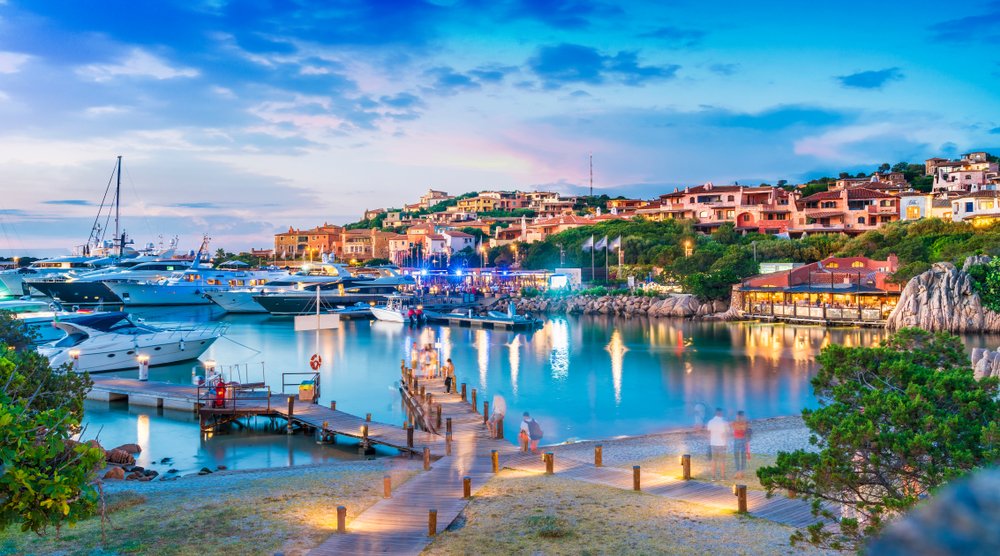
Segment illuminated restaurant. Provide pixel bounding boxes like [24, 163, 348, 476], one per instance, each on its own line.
[738, 255, 901, 324]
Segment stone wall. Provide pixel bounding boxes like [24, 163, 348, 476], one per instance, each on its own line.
[886, 256, 1000, 333]
[511, 293, 728, 318]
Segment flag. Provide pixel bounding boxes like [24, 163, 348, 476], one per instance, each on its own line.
[581, 235, 594, 251]
[609, 236, 622, 251]
[594, 236, 607, 250]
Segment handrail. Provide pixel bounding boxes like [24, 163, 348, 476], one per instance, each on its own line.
[281, 371, 320, 401]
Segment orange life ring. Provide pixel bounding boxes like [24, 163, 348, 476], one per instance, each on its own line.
[310, 353, 322, 370]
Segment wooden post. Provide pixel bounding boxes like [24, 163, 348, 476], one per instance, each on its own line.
[734, 484, 748, 513]
[483, 401, 489, 424]
[337, 505, 346, 533]
[383, 475, 391, 498]
[491, 450, 499, 473]
[446, 417, 452, 435]
[361, 424, 369, 446]
[496, 416, 504, 439]
[365, 412, 372, 422]
[595, 445, 603, 467]
[330, 400, 337, 411]
[632, 466, 641, 491]
[463, 476, 471, 499]
[436, 404, 442, 430]
[423, 447, 431, 471]
[428, 509, 437, 537]
[407, 426, 414, 449]
[446, 435, 452, 456]
[286, 396, 294, 435]
[680, 454, 691, 480]
[420, 385, 425, 398]
[545, 452, 554, 474]
[461, 383, 467, 401]
[471, 388, 477, 412]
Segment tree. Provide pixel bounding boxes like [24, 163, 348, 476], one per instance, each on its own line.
[838, 172, 850, 179]
[757, 328, 1000, 552]
[213, 248, 228, 261]
[362, 258, 391, 267]
[777, 180, 788, 188]
[0, 312, 104, 534]
[877, 162, 891, 174]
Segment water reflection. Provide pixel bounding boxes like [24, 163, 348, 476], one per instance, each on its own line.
[508, 334, 521, 395]
[606, 329, 627, 405]
[548, 318, 569, 381]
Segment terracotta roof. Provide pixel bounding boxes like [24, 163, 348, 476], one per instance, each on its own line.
[443, 230, 474, 238]
[846, 188, 894, 200]
[956, 190, 1000, 199]
[800, 191, 841, 202]
[804, 210, 844, 218]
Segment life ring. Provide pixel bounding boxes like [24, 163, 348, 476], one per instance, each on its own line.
[310, 353, 322, 370]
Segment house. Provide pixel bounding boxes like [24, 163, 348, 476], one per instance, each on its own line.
[929, 152, 999, 192]
[273, 224, 343, 260]
[456, 192, 527, 213]
[636, 183, 798, 234]
[419, 189, 452, 209]
[951, 190, 1000, 228]
[737, 255, 901, 324]
[898, 192, 954, 221]
[793, 187, 898, 235]
[363, 208, 386, 221]
[441, 230, 477, 253]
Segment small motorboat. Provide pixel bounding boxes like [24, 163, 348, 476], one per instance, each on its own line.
[38, 312, 225, 373]
[370, 294, 422, 324]
[0, 299, 111, 343]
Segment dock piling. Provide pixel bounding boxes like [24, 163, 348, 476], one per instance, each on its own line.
[423, 447, 430, 471]
[461, 383, 467, 401]
[545, 453, 554, 475]
[330, 400, 336, 411]
[595, 445, 603, 467]
[633, 466, 641, 491]
[383, 475, 391, 498]
[734, 484, 748, 513]
[483, 401, 489, 424]
[407, 426, 414, 449]
[286, 396, 294, 435]
[463, 476, 471, 499]
[336, 506, 346, 533]
[428, 509, 437, 537]
[680, 454, 691, 480]
[491, 450, 499, 473]
[471, 389, 477, 412]
[496, 416, 504, 439]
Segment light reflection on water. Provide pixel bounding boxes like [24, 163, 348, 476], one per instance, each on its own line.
[85, 305, 1000, 454]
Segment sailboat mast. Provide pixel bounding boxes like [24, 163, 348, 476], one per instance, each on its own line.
[115, 155, 122, 259]
[315, 285, 321, 357]
[589, 152, 593, 197]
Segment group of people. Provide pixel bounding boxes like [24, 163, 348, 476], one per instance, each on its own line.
[410, 342, 444, 378]
[699, 406, 752, 480]
[481, 392, 544, 453]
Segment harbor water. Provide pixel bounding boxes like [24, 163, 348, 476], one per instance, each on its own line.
[78, 305, 999, 473]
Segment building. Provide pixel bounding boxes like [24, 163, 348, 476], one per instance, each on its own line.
[951, 190, 1000, 228]
[794, 187, 899, 235]
[898, 192, 954, 221]
[419, 189, 452, 209]
[273, 224, 343, 260]
[738, 255, 901, 325]
[441, 230, 477, 253]
[456, 191, 528, 213]
[929, 152, 999, 192]
[636, 183, 798, 234]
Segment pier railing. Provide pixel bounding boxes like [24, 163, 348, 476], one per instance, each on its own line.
[281, 371, 320, 402]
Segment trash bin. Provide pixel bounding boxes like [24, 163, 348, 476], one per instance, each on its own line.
[299, 380, 315, 402]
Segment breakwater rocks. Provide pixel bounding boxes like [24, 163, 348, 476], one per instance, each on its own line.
[512, 293, 728, 318]
[886, 256, 1000, 333]
[972, 347, 1000, 380]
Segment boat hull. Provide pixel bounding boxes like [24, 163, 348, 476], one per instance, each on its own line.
[106, 283, 216, 306]
[42, 333, 219, 373]
[0, 273, 28, 296]
[254, 293, 387, 315]
[370, 306, 407, 323]
[205, 290, 267, 313]
[25, 280, 122, 305]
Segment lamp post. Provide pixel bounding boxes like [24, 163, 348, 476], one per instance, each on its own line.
[137, 354, 150, 381]
[683, 240, 693, 257]
[69, 349, 80, 372]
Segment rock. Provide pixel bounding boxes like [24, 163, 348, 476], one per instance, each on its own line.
[216, 464, 228, 470]
[143, 469, 159, 478]
[106, 448, 135, 466]
[103, 467, 125, 480]
[971, 348, 1000, 380]
[125, 471, 144, 481]
[887, 257, 1000, 333]
[160, 457, 172, 464]
[112, 443, 142, 454]
[198, 467, 213, 475]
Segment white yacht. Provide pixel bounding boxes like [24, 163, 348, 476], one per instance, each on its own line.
[0, 257, 104, 297]
[106, 263, 288, 306]
[38, 312, 224, 373]
[205, 262, 354, 313]
[370, 294, 421, 323]
[25, 259, 192, 305]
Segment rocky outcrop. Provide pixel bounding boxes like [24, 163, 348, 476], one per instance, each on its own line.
[512, 293, 728, 318]
[886, 258, 1000, 333]
[106, 448, 135, 466]
[971, 348, 1000, 380]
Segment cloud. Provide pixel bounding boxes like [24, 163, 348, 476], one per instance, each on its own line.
[76, 48, 199, 82]
[379, 93, 424, 109]
[43, 199, 93, 206]
[528, 43, 678, 87]
[171, 202, 221, 209]
[991, 127, 1000, 134]
[709, 63, 739, 76]
[505, 0, 622, 29]
[637, 26, 707, 48]
[0, 51, 31, 74]
[420, 64, 515, 96]
[927, 3, 1000, 43]
[836, 67, 904, 89]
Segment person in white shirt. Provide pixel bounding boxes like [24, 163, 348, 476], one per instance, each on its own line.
[488, 393, 507, 438]
[705, 408, 730, 480]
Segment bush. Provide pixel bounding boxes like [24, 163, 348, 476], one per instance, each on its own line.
[967, 258, 1000, 313]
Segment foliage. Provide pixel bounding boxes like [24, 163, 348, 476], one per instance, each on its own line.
[362, 258, 392, 267]
[0, 311, 102, 534]
[967, 257, 1000, 312]
[477, 208, 537, 218]
[757, 328, 1000, 552]
[837, 220, 1000, 271]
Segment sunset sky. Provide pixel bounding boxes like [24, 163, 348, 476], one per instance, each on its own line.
[1, 0, 998, 253]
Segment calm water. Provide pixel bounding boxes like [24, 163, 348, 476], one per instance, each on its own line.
[80, 306, 999, 472]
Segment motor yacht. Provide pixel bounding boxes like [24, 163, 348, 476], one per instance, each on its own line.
[25, 259, 192, 305]
[106, 263, 288, 306]
[370, 293, 422, 323]
[205, 262, 353, 313]
[0, 299, 111, 343]
[38, 312, 224, 373]
[0, 257, 106, 297]
[251, 267, 415, 315]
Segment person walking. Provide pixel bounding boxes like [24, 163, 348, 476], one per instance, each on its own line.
[732, 410, 750, 479]
[487, 392, 507, 438]
[520, 412, 543, 454]
[443, 358, 455, 393]
[706, 408, 729, 480]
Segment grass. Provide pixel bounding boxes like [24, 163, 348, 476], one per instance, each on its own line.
[632, 452, 779, 491]
[423, 470, 833, 555]
[0, 465, 417, 556]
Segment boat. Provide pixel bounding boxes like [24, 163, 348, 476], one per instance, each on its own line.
[205, 262, 355, 314]
[333, 302, 375, 320]
[425, 301, 542, 330]
[0, 257, 105, 297]
[37, 312, 224, 373]
[253, 279, 402, 315]
[25, 258, 191, 306]
[0, 299, 110, 343]
[105, 239, 289, 306]
[370, 293, 421, 323]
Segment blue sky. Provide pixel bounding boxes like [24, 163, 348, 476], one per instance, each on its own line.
[0, 0, 998, 252]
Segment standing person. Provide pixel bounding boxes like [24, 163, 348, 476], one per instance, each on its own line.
[732, 411, 750, 479]
[706, 408, 729, 480]
[410, 342, 419, 371]
[487, 392, 507, 438]
[520, 412, 543, 454]
[443, 358, 455, 393]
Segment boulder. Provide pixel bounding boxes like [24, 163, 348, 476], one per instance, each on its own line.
[106, 448, 135, 466]
[886, 257, 1000, 333]
[971, 348, 1000, 380]
[113, 443, 142, 454]
[125, 471, 144, 481]
[103, 467, 125, 480]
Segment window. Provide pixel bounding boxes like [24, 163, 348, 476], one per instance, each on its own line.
[857, 217, 865, 224]
[966, 202, 974, 212]
[827, 263, 839, 268]
[852, 261, 865, 268]
[727, 195, 735, 202]
[906, 206, 921, 219]
[726, 210, 734, 218]
[822, 201, 837, 209]
[699, 211, 708, 218]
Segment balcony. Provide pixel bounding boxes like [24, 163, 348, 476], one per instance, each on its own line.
[867, 205, 898, 215]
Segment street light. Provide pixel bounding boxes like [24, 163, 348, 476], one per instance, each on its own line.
[683, 240, 693, 257]
[69, 349, 80, 371]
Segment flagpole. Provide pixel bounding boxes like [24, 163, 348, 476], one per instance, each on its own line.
[590, 235, 595, 284]
[605, 240, 609, 281]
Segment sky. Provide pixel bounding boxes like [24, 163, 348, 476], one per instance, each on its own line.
[0, 0, 998, 254]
